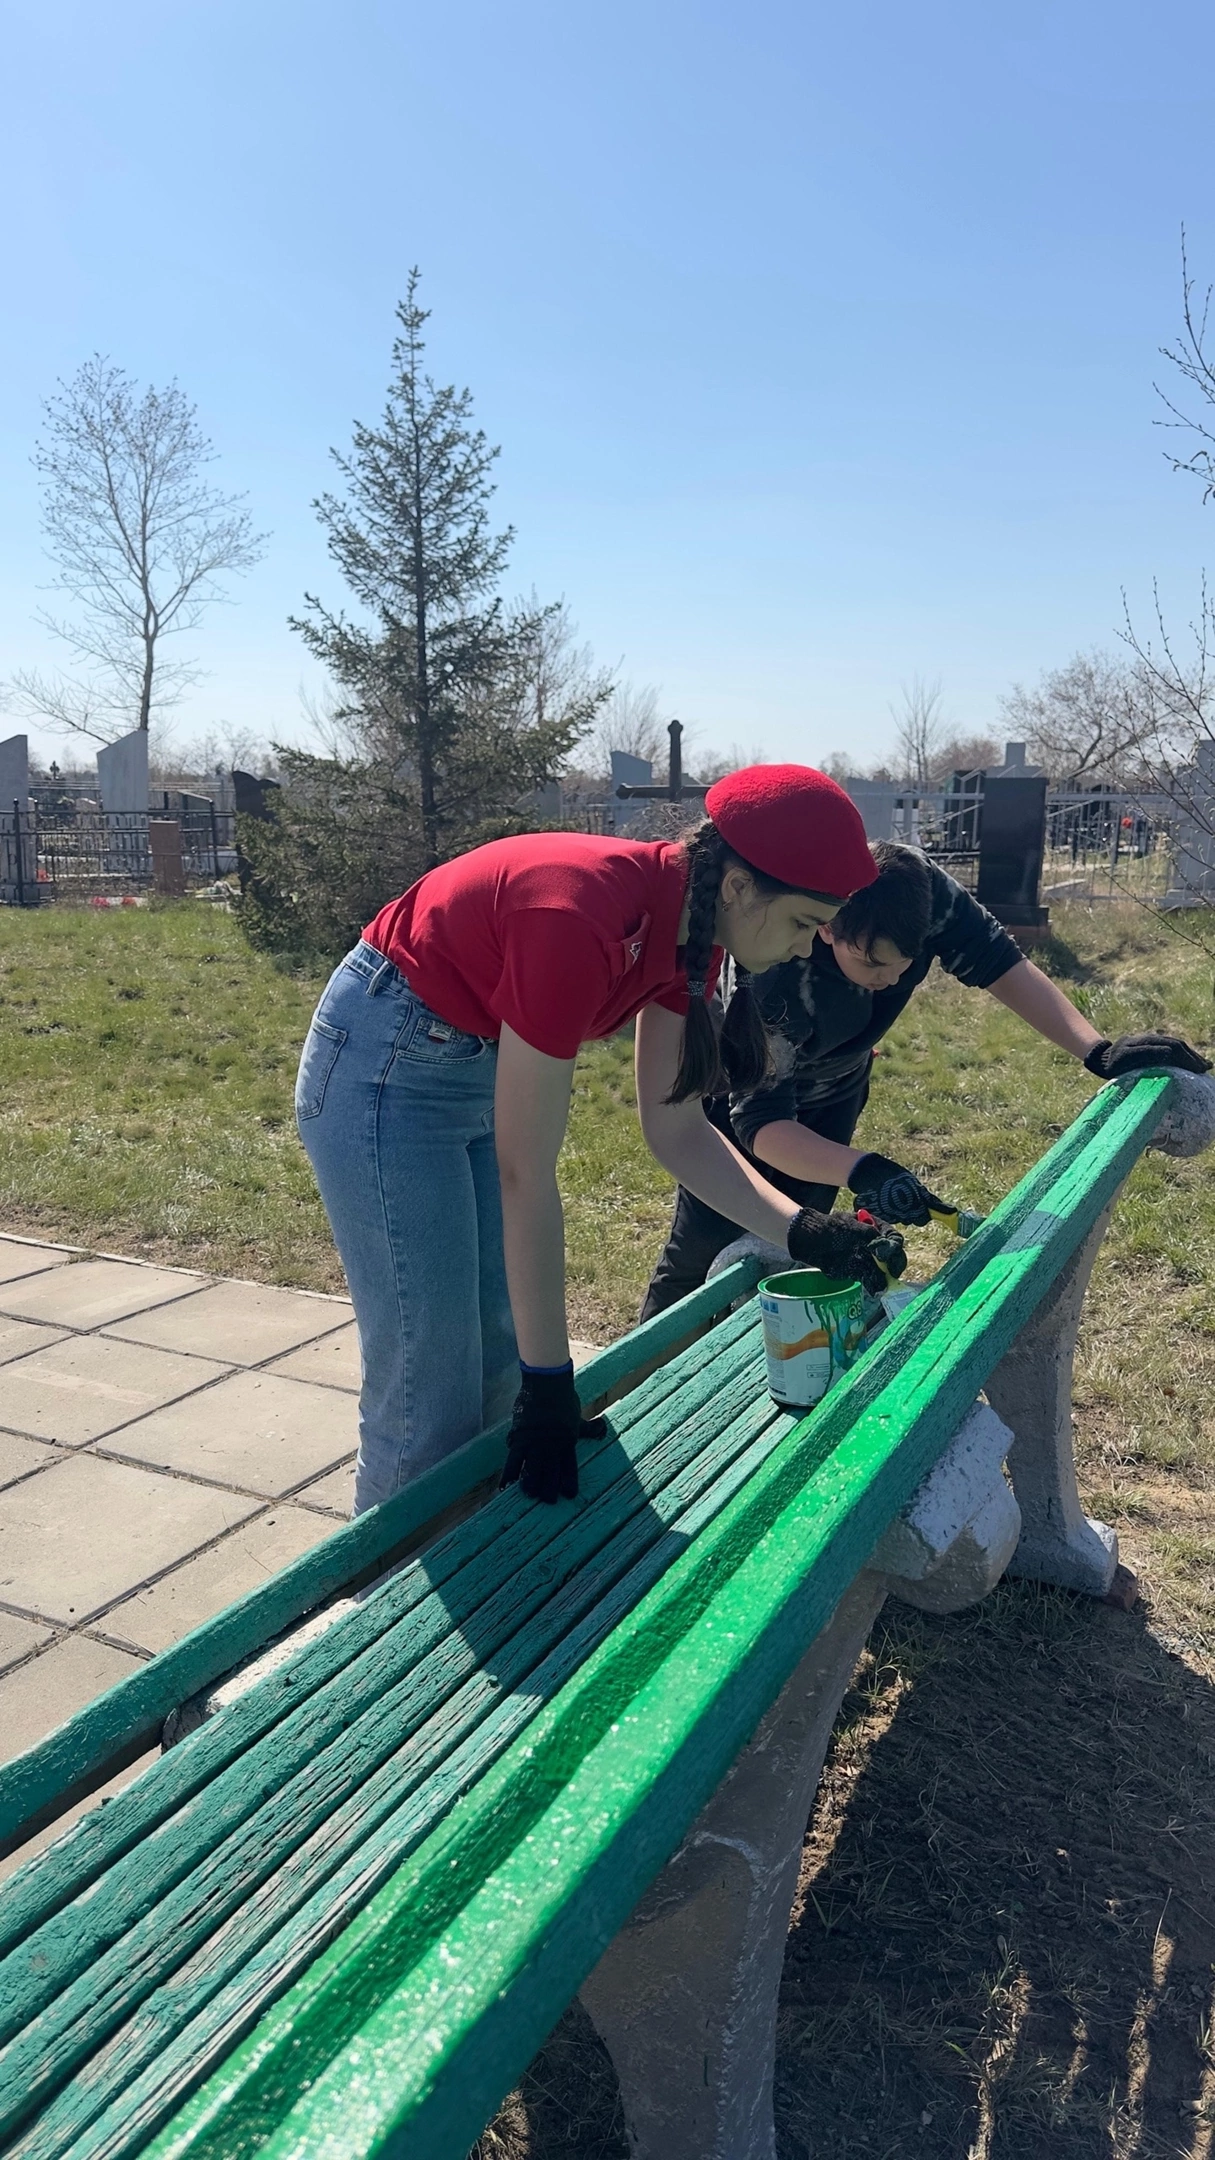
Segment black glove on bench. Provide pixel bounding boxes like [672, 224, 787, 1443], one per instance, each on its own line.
[1083, 1032, 1211, 1080]
[500, 1364, 607, 1505]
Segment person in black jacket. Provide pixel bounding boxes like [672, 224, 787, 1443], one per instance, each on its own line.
[640, 842, 1209, 1318]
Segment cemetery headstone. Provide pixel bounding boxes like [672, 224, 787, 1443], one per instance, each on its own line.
[977, 747, 1049, 939]
[148, 819, 187, 896]
[1163, 739, 1215, 906]
[96, 729, 149, 815]
[610, 751, 654, 829]
[0, 735, 34, 906]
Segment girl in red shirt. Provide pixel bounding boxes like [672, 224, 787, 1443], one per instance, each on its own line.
[295, 765, 903, 1511]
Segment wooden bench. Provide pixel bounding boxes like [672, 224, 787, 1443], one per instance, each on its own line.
[1, 1069, 1211, 2160]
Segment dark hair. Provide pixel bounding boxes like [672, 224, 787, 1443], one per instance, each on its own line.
[830, 841, 932, 961]
[667, 821, 842, 1104]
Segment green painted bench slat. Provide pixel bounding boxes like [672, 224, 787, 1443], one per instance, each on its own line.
[0, 1287, 766, 1944]
[0, 1257, 767, 1861]
[19, 1388, 799, 2160]
[0, 1075, 1134, 1879]
[0, 1316, 776, 2123]
[134, 1075, 1169, 2160]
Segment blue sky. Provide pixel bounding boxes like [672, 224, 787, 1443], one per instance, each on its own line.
[2, 0, 1213, 772]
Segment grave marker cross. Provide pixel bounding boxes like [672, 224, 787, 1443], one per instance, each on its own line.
[613, 721, 708, 807]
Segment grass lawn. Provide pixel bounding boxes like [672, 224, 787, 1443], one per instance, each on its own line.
[3, 896, 1214, 2156]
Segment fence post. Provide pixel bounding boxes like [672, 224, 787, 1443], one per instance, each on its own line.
[208, 798, 220, 879]
[12, 801, 25, 908]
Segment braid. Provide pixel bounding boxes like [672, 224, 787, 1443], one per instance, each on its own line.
[666, 813, 827, 1104]
[665, 820, 722, 1105]
[666, 823, 729, 1104]
[682, 823, 723, 996]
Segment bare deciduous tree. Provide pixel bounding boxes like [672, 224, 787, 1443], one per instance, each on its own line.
[7, 356, 265, 745]
[1120, 584, 1215, 784]
[586, 682, 666, 774]
[1000, 651, 1150, 787]
[891, 675, 945, 787]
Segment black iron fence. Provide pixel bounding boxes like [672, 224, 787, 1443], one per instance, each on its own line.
[1, 802, 237, 904]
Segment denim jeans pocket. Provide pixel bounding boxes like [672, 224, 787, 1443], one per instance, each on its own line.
[296, 1018, 347, 1119]
[395, 1003, 489, 1063]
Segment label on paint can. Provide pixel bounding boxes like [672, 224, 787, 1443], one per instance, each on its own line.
[757, 1269, 866, 1410]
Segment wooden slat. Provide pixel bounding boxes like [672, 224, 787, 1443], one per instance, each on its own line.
[1, 1328, 796, 2154]
[0, 1257, 766, 1860]
[0, 1290, 763, 1953]
[20, 1384, 799, 2160]
[135, 1076, 1169, 2160]
[0, 1310, 764, 2042]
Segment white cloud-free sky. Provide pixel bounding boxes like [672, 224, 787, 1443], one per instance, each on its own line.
[2, 0, 1213, 771]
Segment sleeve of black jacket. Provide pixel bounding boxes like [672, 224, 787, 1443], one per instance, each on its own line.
[926, 862, 1022, 988]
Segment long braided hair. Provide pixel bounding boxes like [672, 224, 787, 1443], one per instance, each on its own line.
[667, 820, 840, 1104]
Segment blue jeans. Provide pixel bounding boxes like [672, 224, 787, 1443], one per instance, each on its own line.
[295, 942, 518, 1514]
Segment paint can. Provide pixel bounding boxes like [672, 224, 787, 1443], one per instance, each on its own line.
[757, 1269, 867, 1410]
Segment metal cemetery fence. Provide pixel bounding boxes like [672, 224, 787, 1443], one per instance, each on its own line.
[1, 801, 236, 904]
[1040, 791, 1177, 903]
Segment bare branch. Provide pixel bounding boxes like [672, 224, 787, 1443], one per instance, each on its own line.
[1153, 230, 1215, 504]
[890, 675, 945, 787]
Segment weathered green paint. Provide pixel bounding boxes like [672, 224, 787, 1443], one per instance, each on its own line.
[18, 1401, 804, 2160]
[0, 1316, 776, 2132]
[129, 1076, 1169, 2160]
[0, 1258, 767, 1861]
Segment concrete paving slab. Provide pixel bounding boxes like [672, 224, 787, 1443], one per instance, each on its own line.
[104, 1505, 340, 1655]
[0, 1258, 210, 1330]
[0, 1611, 55, 1675]
[0, 1317, 71, 1367]
[104, 1280, 352, 1365]
[102, 1369, 359, 1498]
[0, 1633, 143, 1764]
[0, 1334, 234, 1446]
[0, 1452, 260, 1624]
[0, 1433, 59, 1489]
[0, 1239, 74, 1287]
[295, 1458, 356, 1517]
[266, 1323, 361, 1393]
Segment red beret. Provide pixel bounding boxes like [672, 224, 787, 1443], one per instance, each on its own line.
[705, 764, 878, 898]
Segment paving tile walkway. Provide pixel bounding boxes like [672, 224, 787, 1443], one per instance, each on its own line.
[0, 1230, 597, 1876]
[0, 1231, 361, 1860]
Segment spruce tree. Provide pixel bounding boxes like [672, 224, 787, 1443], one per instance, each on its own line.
[289, 271, 594, 869]
[239, 277, 608, 958]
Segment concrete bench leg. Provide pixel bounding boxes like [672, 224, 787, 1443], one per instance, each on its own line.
[579, 1404, 1021, 2160]
[984, 1202, 1119, 1598]
[984, 1070, 1215, 1599]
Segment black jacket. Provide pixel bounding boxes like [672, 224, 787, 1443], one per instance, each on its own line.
[729, 859, 1021, 1153]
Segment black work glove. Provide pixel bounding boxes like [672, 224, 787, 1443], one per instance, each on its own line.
[847, 1152, 957, 1229]
[787, 1207, 908, 1297]
[499, 1365, 607, 1505]
[1083, 1032, 1211, 1080]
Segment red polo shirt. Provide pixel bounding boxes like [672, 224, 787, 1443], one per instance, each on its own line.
[364, 833, 720, 1059]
